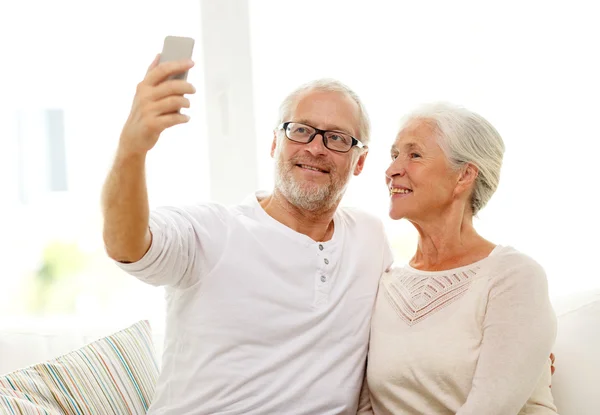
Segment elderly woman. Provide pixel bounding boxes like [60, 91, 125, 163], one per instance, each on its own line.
[365, 103, 557, 414]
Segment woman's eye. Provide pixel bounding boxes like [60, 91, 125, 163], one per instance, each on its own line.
[410, 153, 421, 159]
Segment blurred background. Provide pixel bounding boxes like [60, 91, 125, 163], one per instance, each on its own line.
[0, 0, 598, 330]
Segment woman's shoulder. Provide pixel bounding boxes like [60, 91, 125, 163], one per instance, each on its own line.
[490, 245, 546, 276]
[485, 245, 550, 292]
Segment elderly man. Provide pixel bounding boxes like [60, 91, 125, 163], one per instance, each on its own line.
[101, 56, 391, 414]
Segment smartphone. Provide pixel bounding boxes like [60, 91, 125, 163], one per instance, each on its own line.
[159, 36, 195, 81]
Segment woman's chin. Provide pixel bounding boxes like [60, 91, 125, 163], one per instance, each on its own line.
[389, 209, 406, 221]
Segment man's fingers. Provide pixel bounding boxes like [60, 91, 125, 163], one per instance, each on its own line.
[152, 96, 191, 115]
[157, 113, 190, 130]
[152, 79, 196, 101]
[146, 54, 161, 74]
[145, 59, 195, 86]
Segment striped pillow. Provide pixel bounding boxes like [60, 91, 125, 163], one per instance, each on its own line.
[0, 320, 159, 414]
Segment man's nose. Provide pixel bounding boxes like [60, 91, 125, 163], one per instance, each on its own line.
[304, 133, 328, 155]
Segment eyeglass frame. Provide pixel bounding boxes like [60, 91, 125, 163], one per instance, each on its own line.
[278, 121, 367, 153]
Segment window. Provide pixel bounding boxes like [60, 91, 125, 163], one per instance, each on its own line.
[0, 1, 206, 325]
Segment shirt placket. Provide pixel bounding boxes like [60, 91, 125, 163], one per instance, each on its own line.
[313, 242, 334, 307]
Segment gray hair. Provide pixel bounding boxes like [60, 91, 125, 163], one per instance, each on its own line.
[402, 102, 506, 215]
[276, 78, 371, 146]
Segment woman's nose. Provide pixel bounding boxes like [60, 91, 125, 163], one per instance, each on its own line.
[386, 159, 406, 179]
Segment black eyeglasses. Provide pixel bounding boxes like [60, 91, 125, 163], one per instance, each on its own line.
[278, 122, 366, 153]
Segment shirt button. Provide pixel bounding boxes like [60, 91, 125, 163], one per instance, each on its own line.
[320, 275, 327, 283]
[324, 258, 329, 265]
[319, 244, 324, 251]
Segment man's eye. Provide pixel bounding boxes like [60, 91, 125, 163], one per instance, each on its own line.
[410, 153, 421, 159]
[329, 134, 350, 144]
[391, 153, 398, 160]
[294, 127, 309, 134]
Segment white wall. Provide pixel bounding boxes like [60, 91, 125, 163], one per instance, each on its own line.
[0, 0, 598, 319]
[249, 0, 600, 299]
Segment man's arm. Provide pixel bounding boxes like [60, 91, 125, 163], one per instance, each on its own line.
[102, 151, 151, 263]
[102, 55, 195, 263]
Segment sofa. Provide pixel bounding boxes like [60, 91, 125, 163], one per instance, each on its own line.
[1, 290, 598, 414]
[0, 317, 166, 374]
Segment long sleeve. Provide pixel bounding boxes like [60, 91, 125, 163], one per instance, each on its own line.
[456, 255, 557, 415]
[116, 203, 231, 289]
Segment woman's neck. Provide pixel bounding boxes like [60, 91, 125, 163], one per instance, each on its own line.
[409, 210, 495, 271]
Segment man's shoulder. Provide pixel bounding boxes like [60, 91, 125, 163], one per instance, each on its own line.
[336, 206, 385, 231]
[152, 201, 245, 224]
[337, 205, 382, 221]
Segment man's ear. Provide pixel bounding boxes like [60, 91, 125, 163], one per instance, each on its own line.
[353, 148, 369, 176]
[455, 163, 479, 196]
[271, 131, 278, 158]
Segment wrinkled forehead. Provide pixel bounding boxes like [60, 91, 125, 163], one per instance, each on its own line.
[393, 119, 439, 149]
[288, 90, 361, 136]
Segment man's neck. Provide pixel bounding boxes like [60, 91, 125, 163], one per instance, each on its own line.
[259, 190, 338, 242]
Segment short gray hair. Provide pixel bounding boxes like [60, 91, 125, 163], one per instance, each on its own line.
[276, 78, 371, 146]
[402, 102, 505, 215]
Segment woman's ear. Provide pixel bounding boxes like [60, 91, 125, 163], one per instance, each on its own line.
[455, 163, 479, 196]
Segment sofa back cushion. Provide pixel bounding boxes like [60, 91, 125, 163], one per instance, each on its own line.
[0, 320, 158, 414]
[552, 290, 600, 414]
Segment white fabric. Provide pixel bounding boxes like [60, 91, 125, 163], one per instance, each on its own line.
[117, 192, 393, 415]
[2, 292, 598, 414]
[0, 317, 164, 375]
[551, 289, 600, 415]
[367, 245, 557, 415]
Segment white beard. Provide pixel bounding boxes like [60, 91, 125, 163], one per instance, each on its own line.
[273, 148, 355, 212]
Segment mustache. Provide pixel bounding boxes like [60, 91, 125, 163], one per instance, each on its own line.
[288, 156, 335, 172]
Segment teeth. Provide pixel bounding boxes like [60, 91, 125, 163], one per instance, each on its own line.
[390, 188, 412, 194]
[300, 165, 325, 172]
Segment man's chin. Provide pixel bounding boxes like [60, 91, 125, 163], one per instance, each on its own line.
[283, 186, 332, 211]
[297, 182, 326, 194]
[292, 170, 330, 185]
